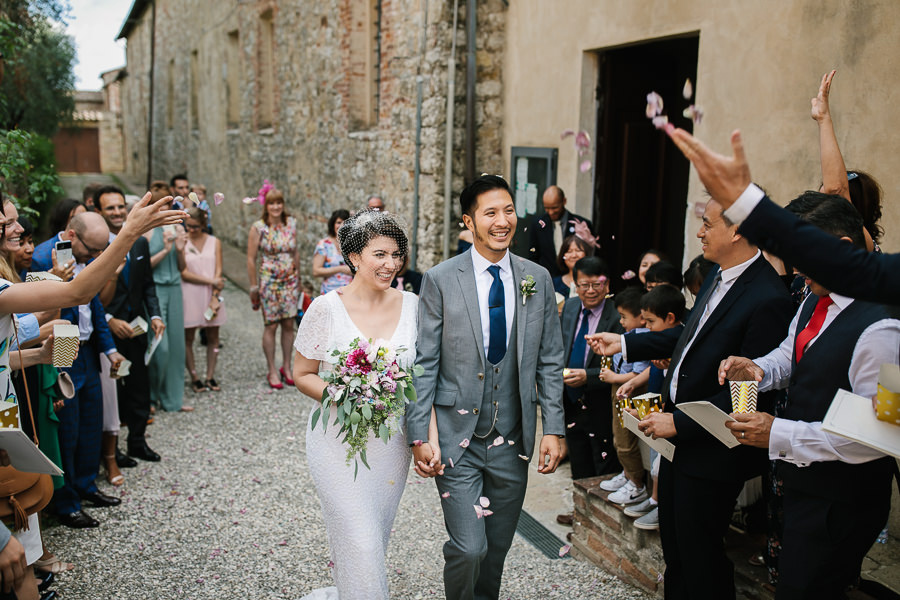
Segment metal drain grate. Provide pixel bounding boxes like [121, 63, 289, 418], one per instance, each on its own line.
[515, 510, 570, 560]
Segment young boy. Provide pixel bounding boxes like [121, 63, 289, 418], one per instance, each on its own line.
[598, 286, 651, 498]
[613, 285, 685, 527]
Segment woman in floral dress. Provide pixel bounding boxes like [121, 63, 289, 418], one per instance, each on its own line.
[312, 209, 352, 295]
[247, 188, 300, 389]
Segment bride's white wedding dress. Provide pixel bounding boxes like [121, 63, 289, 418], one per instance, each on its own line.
[294, 290, 417, 600]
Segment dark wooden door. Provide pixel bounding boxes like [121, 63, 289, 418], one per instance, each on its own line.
[593, 36, 698, 289]
[53, 127, 101, 173]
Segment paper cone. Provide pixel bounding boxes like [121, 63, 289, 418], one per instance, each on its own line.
[729, 381, 758, 413]
[24, 271, 63, 283]
[129, 316, 148, 336]
[632, 392, 662, 419]
[876, 364, 900, 426]
[0, 401, 18, 429]
[52, 324, 80, 368]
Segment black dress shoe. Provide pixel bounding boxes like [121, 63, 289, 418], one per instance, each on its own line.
[57, 510, 99, 528]
[37, 571, 54, 592]
[128, 443, 161, 462]
[116, 448, 137, 468]
[83, 491, 121, 507]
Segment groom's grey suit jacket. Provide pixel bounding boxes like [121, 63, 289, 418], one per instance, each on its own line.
[409, 250, 566, 466]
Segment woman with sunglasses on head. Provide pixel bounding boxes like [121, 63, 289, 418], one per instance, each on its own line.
[180, 208, 226, 393]
[0, 191, 184, 599]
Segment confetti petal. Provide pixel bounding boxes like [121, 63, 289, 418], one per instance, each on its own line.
[242, 196, 255, 205]
[508, 440, 515, 445]
[457, 409, 469, 415]
[474, 505, 484, 518]
[682, 104, 704, 124]
[588, 433, 595, 437]
[214, 192, 225, 206]
[448, 457, 454, 468]
[479, 496, 491, 508]
[412, 439, 423, 447]
[683, 78, 693, 100]
[559, 544, 571, 557]
[538, 219, 546, 228]
[567, 422, 576, 429]
[560, 129, 575, 139]
[601, 452, 607, 459]
[441, 491, 450, 498]
[579, 160, 592, 173]
[621, 270, 636, 280]
[574, 130, 591, 150]
[459, 438, 470, 448]
[645, 91, 664, 118]
[518, 454, 529, 461]
[492, 436, 504, 447]
[652, 115, 669, 130]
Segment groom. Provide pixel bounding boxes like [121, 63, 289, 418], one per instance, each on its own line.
[409, 174, 565, 600]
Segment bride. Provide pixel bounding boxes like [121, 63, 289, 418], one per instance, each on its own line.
[292, 210, 439, 599]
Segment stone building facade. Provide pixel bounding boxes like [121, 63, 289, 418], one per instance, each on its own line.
[117, 0, 506, 273]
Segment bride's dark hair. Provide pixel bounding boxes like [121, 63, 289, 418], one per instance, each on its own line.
[337, 209, 409, 274]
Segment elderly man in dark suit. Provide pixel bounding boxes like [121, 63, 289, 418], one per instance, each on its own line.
[594, 197, 794, 599]
[95, 186, 166, 463]
[529, 186, 594, 277]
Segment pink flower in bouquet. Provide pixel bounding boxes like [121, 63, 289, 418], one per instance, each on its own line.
[346, 348, 371, 373]
[382, 379, 397, 393]
[374, 400, 387, 410]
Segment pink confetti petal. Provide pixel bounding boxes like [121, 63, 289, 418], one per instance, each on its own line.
[441, 491, 450, 498]
[412, 439, 423, 447]
[492, 436, 504, 447]
[479, 496, 491, 508]
[483, 509, 494, 517]
[518, 454, 529, 461]
[560, 129, 575, 139]
[601, 451, 607, 458]
[579, 160, 592, 173]
[328, 560, 335, 568]
[214, 192, 225, 206]
[621, 270, 636, 280]
[574, 130, 591, 150]
[567, 422, 576, 429]
[645, 91, 664, 118]
[459, 438, 470, 448]
[559, 544, 571, 557]
[457, 409, 469, 415]
[474, 505, 484, 518]
[448, 457, 454, 468]
[242, 196, 255, 205]
[683, 78, 693, 100]
[652, 115, 669, 130]
[538, 219, 546, 228]
[683, 104, 703, 124]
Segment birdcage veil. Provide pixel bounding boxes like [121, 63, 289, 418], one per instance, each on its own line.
[337, 209, 410, 274]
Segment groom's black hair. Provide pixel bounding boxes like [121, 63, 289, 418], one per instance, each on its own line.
[459, 174, 511, 217]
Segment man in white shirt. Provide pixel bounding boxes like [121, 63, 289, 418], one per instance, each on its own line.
[720, 193, 899, 599]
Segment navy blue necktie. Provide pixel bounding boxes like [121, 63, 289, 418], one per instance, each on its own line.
[487, 265, 506, 364]
[566, 308, 592, 402]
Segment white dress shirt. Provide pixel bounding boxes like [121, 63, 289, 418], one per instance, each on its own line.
[471, 248, 515, 359]
[668, 251, 761, 403]
[755, 293, 900, 466]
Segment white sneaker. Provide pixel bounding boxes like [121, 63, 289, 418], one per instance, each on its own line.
[623, 497, 656, 518]
[607, 480, 648, 506]
[599, 471, 628, 492]
[634, 506, 659, 530]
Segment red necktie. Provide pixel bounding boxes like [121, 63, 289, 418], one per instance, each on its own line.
[795, 295, 834, 362]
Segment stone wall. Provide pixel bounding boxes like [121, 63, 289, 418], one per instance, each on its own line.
[119, 0, 506, 278]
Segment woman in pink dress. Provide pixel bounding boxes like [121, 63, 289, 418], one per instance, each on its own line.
[181, 207, 227, 392]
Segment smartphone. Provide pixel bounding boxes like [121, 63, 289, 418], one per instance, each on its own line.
[55, 240, 73, 266]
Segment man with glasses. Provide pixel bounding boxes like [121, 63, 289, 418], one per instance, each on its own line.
[31, 212, 126, 528]
[95, 186, 166, 466]
[558, 256, 623, 492]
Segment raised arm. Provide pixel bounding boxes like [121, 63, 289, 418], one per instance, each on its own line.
[812, 70, 850, 200]
[0, 194, 185, 316]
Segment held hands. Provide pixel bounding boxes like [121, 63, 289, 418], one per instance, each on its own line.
[667, 128, 751, 211]
[412, 441, 445, 478]
[563, 368, 587, 387]
[50, 248, 76, 281]
[537, 435, 561, 474]
[717, 355, 764, 386]
[121, 192, 188, 238]
[811, 70, 836, 123]
[725, 412, 774, 448]
[585, 332, 621, 357]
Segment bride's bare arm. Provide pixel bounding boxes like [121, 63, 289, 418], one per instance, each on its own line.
[293, 350, 327, 400]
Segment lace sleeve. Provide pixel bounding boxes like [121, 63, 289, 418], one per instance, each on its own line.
[294, 294, 332, 361]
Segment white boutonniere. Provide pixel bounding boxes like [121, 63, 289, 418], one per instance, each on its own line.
[520, 275, 536, 305]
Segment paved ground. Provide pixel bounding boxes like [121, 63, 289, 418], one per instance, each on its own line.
[41, 281, 651, 600]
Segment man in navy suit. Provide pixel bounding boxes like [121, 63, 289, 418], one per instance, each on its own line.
[32, 212, 126, 528]
[529, 186, 594, 277]
[611, 198, 794, 599]
[667, 128, 900, 304]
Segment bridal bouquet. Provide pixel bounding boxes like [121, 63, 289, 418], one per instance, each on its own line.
[312, 337, 423, 477]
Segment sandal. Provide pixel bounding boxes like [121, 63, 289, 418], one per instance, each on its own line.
[103, 455, 124, 487]
[34, 554, 74, 574]
[191, 380, 207, 393]
[206, 378, 220, 392]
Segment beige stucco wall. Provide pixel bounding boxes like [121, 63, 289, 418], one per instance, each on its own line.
[504, 0, 900, 261]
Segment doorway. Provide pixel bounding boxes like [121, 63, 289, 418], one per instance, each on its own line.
[593, 35, 698, 288]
